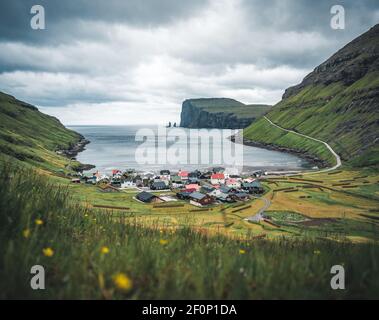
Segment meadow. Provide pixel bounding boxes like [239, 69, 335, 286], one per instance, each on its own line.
[1, 163, 379, 299]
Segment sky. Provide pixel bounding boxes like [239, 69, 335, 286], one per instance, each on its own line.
[0, 0, 378, 125]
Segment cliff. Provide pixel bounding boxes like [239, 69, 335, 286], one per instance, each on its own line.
[244, 24, 379, 167]
[180, 98, 271, 129]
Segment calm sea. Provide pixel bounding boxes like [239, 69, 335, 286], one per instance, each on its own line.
[68, 125, 312, 173]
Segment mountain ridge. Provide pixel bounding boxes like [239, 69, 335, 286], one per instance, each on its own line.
[244, 24, 379, 168]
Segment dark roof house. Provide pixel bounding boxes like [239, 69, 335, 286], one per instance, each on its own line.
[189, 192, 214, 206]
[151, 181, 169, 190]
[136, 191, 162, 203]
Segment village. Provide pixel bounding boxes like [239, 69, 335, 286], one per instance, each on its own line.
[70, 167, 266, 207]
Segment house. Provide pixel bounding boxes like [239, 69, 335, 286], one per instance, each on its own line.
[230, 192, 250, 202]
[216, 192, 234, 203]
[176, 191, 193, 200]
[170, 175, 183, 188]
[178, 170, 189, 180]
[210, 173, 225, 185]
[151, 181, 169, 190]
[241, 181, 264, 194]
[136, 191, 162, 203]
[219, 185, 231, 194]
[159, 170, 171, 181]
[252, 170, 267, 177]
[97, 175, 110, 184]
[110, 178, 122, 188]
[120, 180, 136, 188]
[188, 177, 200, 184]
[185, 184, 201, 192]
[98, 184, 120, 193]
[142, 172, 155, 180]
[225, 178, 241, 189]
[209, 188, 222, 198]
[71, 178, 81, 183]
[189, 192, 214, 207]
[201, 185, 215, 194]
[199, 171, 212, 179]
[112, 169, 122, 176]
[160, 169, 171, 176]
[188, 170, 201, 179]
[82, 173, 96, 184]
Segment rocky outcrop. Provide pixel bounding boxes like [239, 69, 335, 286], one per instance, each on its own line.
[283, 24, 379, 99]
[245, 24, 379, 167]
[180, 98, 269, 129]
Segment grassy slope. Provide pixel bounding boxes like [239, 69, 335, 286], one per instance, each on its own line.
[1, 165, 378, 299]
[244, 25, 379, 169]
[187, 98, 271, 119]
[269, 73, 379, 167]
[243, 117, 336, 166]
[0, 91, 83, 172]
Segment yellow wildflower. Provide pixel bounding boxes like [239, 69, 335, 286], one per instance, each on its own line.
[43, 247, 54, 257]
[100, 246, 110, 254]
[35, 219, 44, 226]
[314, 250, 321, 255]
[159, 239, 168, 245]
[113, 273, 132, 292]
[23, 229, 31, 238]
[239, 249, 246, 254]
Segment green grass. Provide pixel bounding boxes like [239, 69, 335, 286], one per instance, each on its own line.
[184, 98, 271, 120]
[244, 71, 379, 168]
[1, 164, 379, 299]
[0, 91, 84, 172]
[243, 117, 336, 166]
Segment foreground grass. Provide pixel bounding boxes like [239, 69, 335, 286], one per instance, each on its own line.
[1, 164, 379, 299]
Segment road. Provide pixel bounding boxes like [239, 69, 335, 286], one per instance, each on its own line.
[263, 116, 341, 174]
[245, 196, 271, 222]
[244, 116, 342, 221]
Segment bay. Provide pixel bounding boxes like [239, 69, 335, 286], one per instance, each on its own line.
[69, 125, 312, 173]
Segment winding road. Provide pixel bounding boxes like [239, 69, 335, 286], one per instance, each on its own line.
[263, 116, 341, 174]
[244, 116, 342, 221]
[245, 195, 271, 222]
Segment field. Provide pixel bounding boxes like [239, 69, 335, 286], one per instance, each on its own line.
[1, 164, 379, 299]
[1, 90, 379, 299]
[41, 164, 379, 243]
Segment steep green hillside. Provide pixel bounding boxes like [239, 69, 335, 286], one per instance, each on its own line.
[0, 91, 84, 172]
[244, 24, 379, 168]
[180, 98, 271, 128]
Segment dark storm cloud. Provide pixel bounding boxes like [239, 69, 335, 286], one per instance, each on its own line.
[0, 0, 208, 43]
[0, 0, 378, 124]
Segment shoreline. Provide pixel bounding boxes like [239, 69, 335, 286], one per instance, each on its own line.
[58, 137, 96, 171]
[68, 129, 326, 175]
[230, 134, 329, 170]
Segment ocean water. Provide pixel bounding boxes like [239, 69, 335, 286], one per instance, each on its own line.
[69, 125, 312, 173]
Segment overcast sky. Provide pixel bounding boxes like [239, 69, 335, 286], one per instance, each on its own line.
[0, 0, 378, 125]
